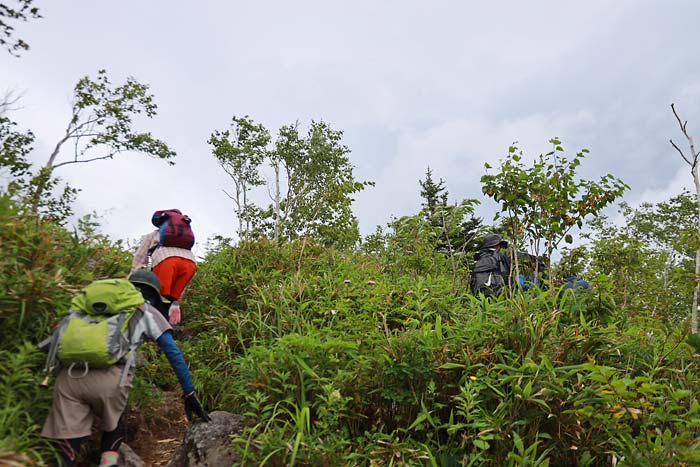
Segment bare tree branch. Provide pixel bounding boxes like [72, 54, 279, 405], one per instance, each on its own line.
[69, 116, 103, 136]
[0, 89, 24, 116]
[222, 188, 235, 200]
[670, 103, 699, 169]
[670, 138, 693, 166]
[52, 152, 119, 169]
[46, 131, 71, 168]
[73, 131, 80, 162]
[671, 103, 687, 133]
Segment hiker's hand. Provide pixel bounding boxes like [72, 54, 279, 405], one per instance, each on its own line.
[183, 391, 211, 422]
[169, 304, 181, 325]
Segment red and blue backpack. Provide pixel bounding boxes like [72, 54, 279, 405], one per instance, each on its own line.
[151, 209, 195, 250]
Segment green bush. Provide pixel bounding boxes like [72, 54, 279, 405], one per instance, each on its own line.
[0, 343, 56, 466]
[181, 239, 700, 466]
[0, 195, 133, 464]
[2, 203, 699, 466]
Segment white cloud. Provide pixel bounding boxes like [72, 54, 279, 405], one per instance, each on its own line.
[2, 0, 700, 254]
[353, 110, 601, 232]
[628, 165, 693, 208]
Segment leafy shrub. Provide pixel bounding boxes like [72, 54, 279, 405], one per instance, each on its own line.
[181, 239, 700, 466]
[0, 196, 133, 463]
[0, 343, 56, 465]
[3, 204, 700, 466]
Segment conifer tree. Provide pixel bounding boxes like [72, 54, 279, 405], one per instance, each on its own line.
[419, 166, 448, 220]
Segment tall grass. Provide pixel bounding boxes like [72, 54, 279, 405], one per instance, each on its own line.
[0, 195, 132, 464]
[2, 198, 700, 466]
[179, 239, 700, 466]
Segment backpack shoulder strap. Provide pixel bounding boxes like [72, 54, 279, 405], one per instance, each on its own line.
[42, 311, 78, 373]
[118, 305, 145, 387]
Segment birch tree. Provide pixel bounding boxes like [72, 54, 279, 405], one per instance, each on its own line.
[268, 121, 371, 247]
[669, 103, 700, 333]
[208, 116, 269, 238]
[210, 117, 372, 247]
[31, 70, 175, 213]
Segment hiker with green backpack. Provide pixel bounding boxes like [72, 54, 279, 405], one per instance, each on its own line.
[40, 271, 210, 467]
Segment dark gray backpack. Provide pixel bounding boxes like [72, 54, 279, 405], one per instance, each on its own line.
[470, 250, 507, 297]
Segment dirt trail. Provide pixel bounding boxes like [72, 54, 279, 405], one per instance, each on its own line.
[127, 390, 188, 466]
[74, 389, 187, 466]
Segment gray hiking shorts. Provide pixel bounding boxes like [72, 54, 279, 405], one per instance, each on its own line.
[41, 365, 132, 439]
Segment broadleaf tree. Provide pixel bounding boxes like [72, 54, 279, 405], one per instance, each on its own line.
[208, 115, 270, 238]
[0, 116, 31, 178]
[581, 195, 697, 322]
[272, 121, 372, 247]
[0, 0, 41, 56]
[481, 138, 628, 290]
[0, 116, 77, 222]
[31, 69, 176, 214]
[210, 117, 373, 248]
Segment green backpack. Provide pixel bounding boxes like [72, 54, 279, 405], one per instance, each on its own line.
[43, 279, 145, 382]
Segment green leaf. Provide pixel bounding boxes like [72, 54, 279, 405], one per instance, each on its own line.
[473, 439, 490, 450]
[438, 362, 465, 370]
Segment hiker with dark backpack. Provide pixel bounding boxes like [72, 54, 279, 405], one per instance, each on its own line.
[40, 272, 210, 467]
[131, 209, 196, 325]
[470, 233, 512, 298]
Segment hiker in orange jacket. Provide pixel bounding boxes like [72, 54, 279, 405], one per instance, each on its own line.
[131, 209, 197, 325]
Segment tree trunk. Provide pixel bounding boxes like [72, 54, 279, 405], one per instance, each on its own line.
[508, 214, 521, 294]
[547, 240, 555, 294]
[692, 249, 699, 334]
[670, 104, 699, 334]
[238, 183, 245, 239]
[692, 156, 700, 334]
[31, 131, 70, 214]
[273, 161, 281, 241]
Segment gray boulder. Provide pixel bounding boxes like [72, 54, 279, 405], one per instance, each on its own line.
[118, 443, 144, 467]
[167, 411, 245, 467]
[76, 439, 143, 467]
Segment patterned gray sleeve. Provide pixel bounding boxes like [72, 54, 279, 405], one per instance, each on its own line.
[130, 304, 172, 343]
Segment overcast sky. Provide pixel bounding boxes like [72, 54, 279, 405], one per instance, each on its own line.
[2, 1, 699, 257]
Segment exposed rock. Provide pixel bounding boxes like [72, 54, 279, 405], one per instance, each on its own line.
[76, 439, 143, 467]
[118, 443, 144, 467]
[167, 411, 244, 467]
